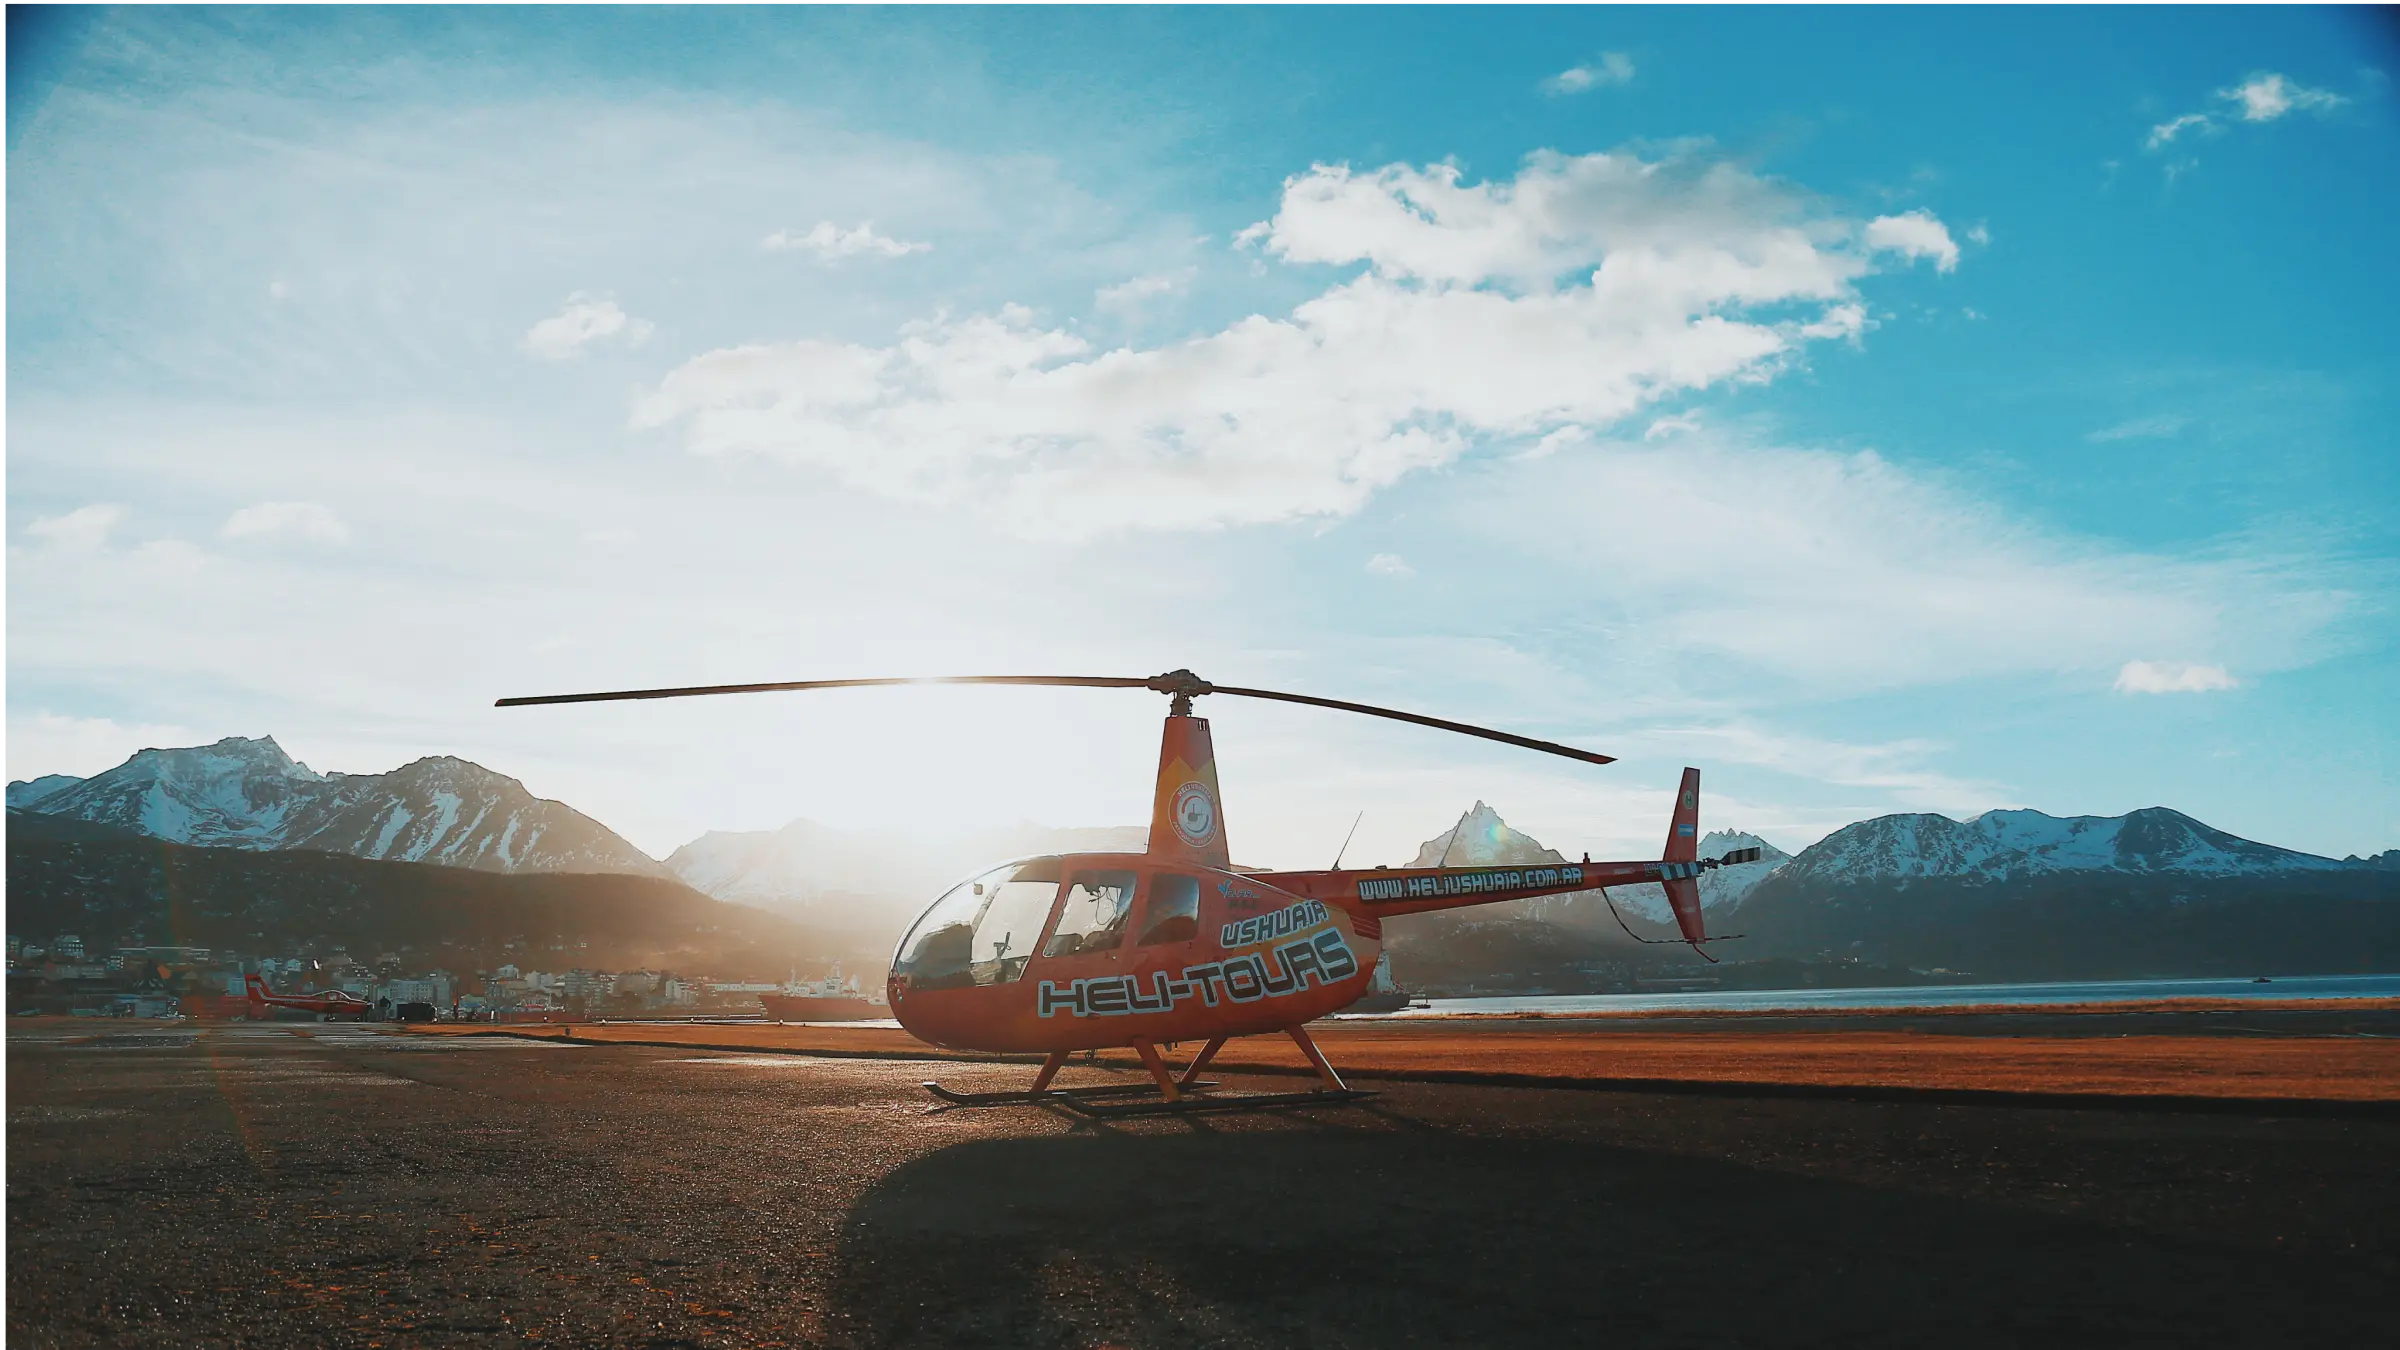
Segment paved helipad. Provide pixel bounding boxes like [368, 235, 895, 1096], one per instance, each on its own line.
[10, 1021, 2395, 1347]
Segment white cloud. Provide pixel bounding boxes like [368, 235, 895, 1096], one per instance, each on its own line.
[222, 500, 350, 544]
[639, 149, 1961, 531]
[2219, 71, 2346, 122]
[2146, 112, 2214, 150]
[1094, 269, 1192, 314]
[2144, 72, 2346, 159]
[2086, 413, 2190, 443]
[2114, 660, 2238, 694]
[1799, 302, 1868, 341]
[1520, 426, 1593, 459]
[1541, 52, 1635, 96]
[524, 293, 653, 360]
[1637, 723, 2009, 816]
[1643, 413, 1701, 440]
[1454, 433, 2357, 691]
[1864, 211, 1959, 272]
[26, 503, 124, 550]
[763, 220, 931, 262]
[1250, 150, 1890, 291]
[1965, 223, 1991, 246]
[1365, 552, 1414, 577]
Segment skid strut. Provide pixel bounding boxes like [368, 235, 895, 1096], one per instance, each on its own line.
[1178, 1035, 1228, 1088]
[921, 1026, 1375, 1117]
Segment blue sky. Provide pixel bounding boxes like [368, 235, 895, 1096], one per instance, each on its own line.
[8, 7, 2396, 866]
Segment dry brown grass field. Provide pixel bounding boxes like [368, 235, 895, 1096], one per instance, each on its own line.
[413, 1005, 2400, 1102]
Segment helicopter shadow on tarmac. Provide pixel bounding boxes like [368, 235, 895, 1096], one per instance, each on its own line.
[820, 1099, 2386, 1350]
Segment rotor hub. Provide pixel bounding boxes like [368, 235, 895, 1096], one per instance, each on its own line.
[1146, 668, 1214, 716]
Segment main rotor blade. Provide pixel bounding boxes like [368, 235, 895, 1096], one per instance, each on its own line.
[1207, 684, 1616, 766]
[496, 668, 1616, 766]
[495, 675, 1153, 707]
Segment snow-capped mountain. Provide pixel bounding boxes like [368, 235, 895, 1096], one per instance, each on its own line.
[1723, 807, 2396, 980]
[1776, 806, 2352, 886]
[10, 736, 666, 877]
[1409, 802, 1566, 869]
[666, 818, 1150, 923]
[1403, 804, 1790, 926]
[1685, 828, 1791, 907]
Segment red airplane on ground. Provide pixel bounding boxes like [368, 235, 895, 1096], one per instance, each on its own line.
[500, 669, 1754, 1115]
[244, 972, 374, 1022]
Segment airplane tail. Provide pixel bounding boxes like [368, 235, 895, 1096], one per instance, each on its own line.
[243, 971, 270, 1007]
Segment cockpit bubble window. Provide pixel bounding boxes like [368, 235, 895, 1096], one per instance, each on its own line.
[1044, 870, 1138, 957]
[969, 858, 1061, 986]
[1138, 874, 1202, 946]
[896, 858, 1064, 989]
[896, 860, 1036, 990]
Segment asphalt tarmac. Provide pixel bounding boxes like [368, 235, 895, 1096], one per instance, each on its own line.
[9, 1021, 2396, 1349]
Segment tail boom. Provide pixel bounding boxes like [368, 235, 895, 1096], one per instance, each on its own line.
[1257, 768, 1757, 930]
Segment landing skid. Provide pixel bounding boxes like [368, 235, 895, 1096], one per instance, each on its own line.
[920, 1078, 1374, 1117]
[921, 1079, 1218, 1108]
[1061, 1086, 1375, 1119]
[923, 1025, 1375, 1117]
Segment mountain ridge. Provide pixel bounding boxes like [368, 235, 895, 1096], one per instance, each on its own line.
[6, 827, 841, 978]
[1378, 800, 2395, 989]
[1779, 805, 2354, 885]
[15, 736, 2390, 948]
[10, 736, 667, 879]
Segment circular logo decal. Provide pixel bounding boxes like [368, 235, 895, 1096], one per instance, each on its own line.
[1172, 781, 1217, 847]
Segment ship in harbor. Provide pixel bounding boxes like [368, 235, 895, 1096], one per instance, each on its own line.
[759, 968, 883, 1022]
[1342, 951, 1414, 1014]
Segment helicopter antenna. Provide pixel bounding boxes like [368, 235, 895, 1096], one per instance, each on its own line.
[496, 668, 1617, 767]
[1434, 808, 1471, 868]
[1329, 811, 1364, 870]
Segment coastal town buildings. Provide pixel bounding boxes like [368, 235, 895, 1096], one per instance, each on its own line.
[7, 932, 848, 1021]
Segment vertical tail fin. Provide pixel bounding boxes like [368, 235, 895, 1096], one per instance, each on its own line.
[1660, 768, 1706, 945]
[1663, 767, 1701, 862]
[243, 971, 269, 1006]
[1148, 713, 1232, 869]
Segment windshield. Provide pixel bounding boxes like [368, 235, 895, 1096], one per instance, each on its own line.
[894, 858, 1063, 990]
[970, 859, 1060, 985]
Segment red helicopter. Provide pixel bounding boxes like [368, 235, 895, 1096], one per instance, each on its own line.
[499, 670, 1755, 1116]
[243, 972, 374, 1022]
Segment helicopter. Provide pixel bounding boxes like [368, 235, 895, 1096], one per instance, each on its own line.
[242, 971, 373, 1022]
[499, 669, 1757, 1116]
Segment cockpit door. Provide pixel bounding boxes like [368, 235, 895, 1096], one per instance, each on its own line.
[1041, 869, 1140, 961]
